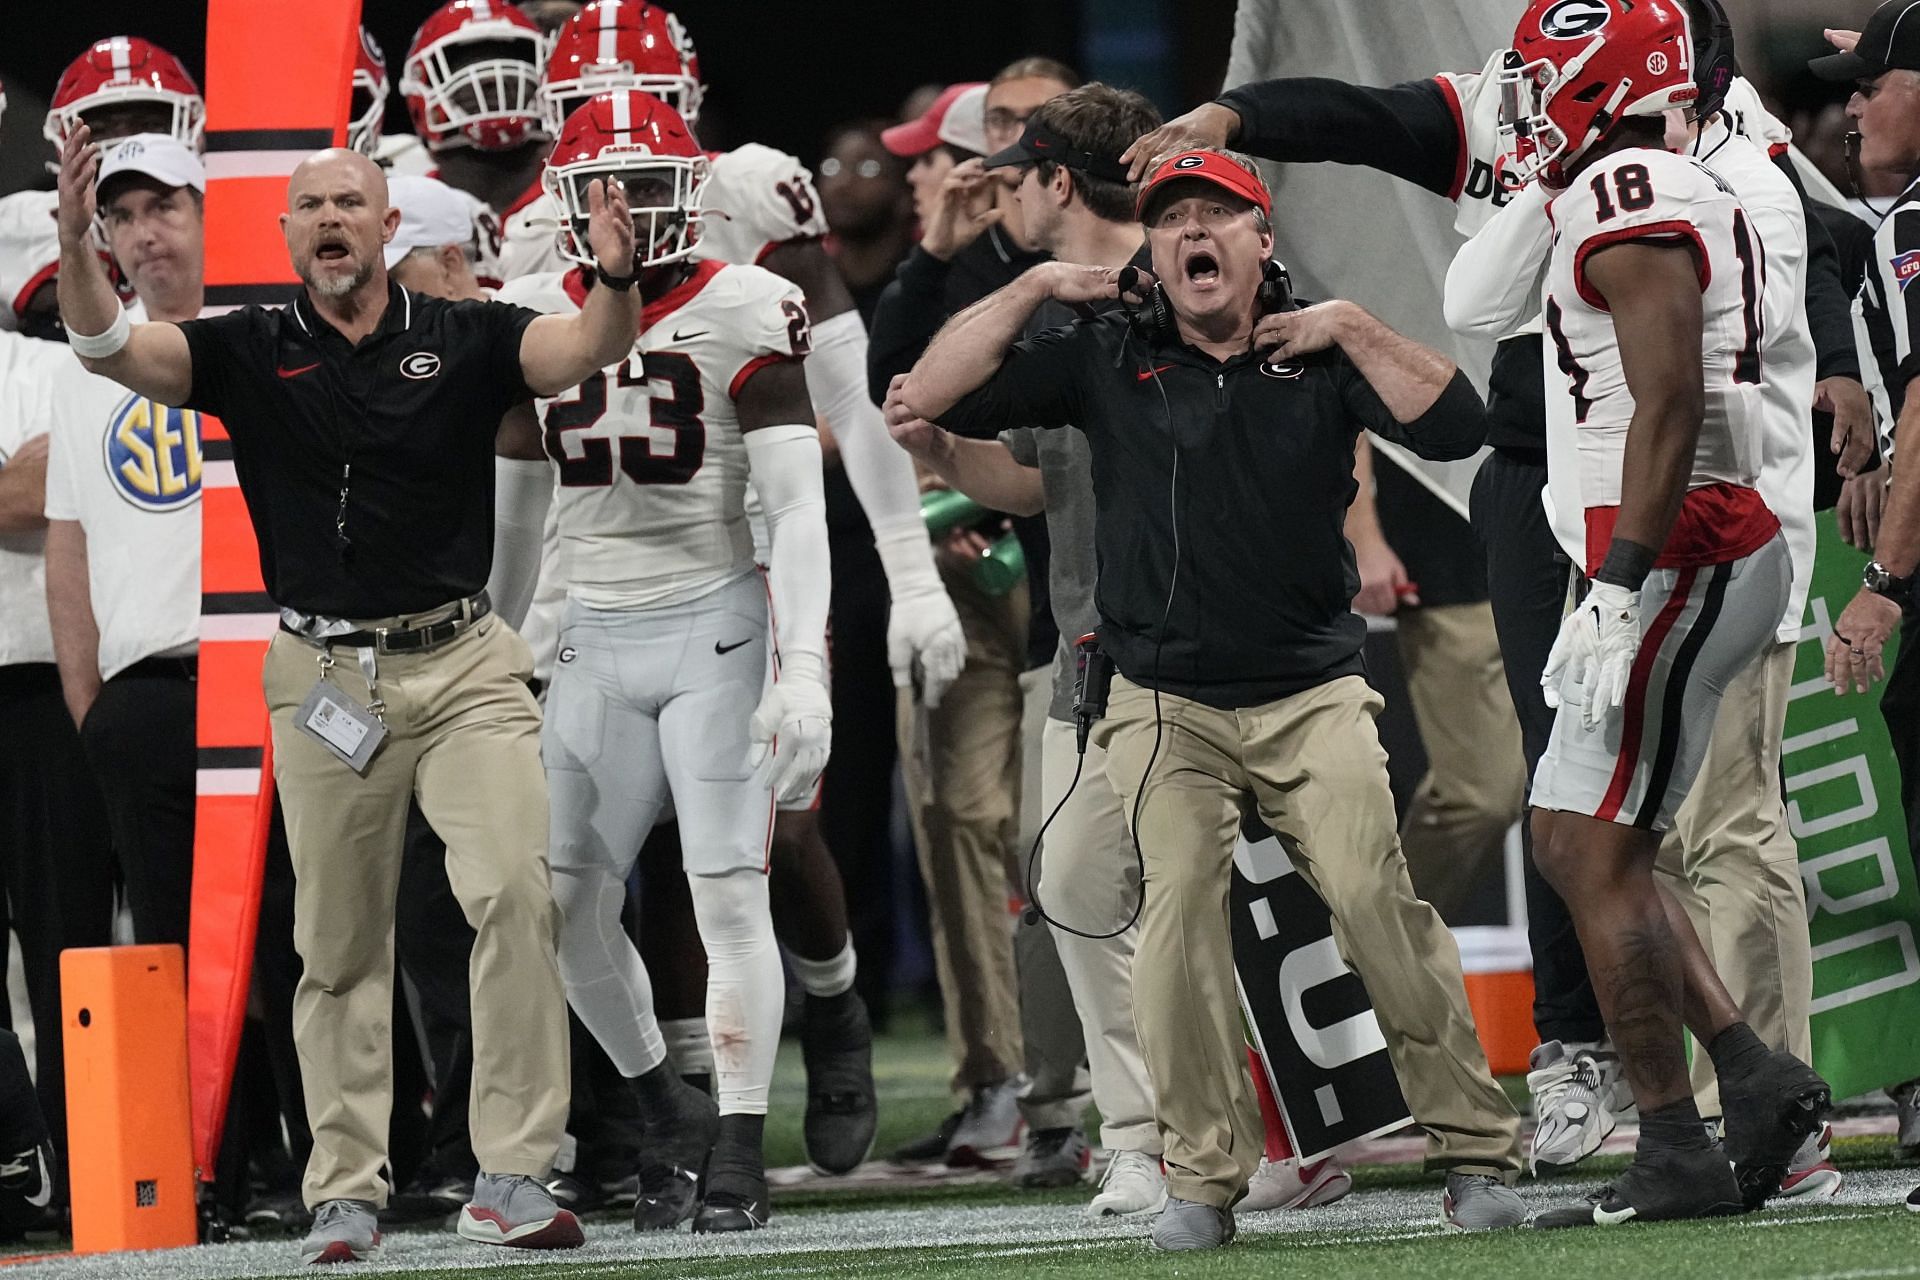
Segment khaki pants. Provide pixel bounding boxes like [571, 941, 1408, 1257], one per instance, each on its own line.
[1395, 603, 1528, 920]
[1037, 717, 1158, 1154]
[1657, 639, 1813, 1113]
[264, 616, 569, 1207]
[1095, 674, 1522, 1207]
[897, 571, 1029, 1093]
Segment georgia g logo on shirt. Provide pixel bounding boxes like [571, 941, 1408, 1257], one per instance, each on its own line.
[102, 393, 202, 511]
[400, 351, 442, 380]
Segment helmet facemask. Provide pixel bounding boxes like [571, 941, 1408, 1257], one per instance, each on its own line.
[403, 32, 548, 151]
[540, 71, 701, 138]
[545, 154, 708, 270]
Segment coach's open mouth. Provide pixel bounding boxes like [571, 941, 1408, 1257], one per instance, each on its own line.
[1183, 248, 1220, 289]
[315, 238, 351, 263]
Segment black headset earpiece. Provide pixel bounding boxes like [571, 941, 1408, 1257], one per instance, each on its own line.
[1124, 257, 1295, 347]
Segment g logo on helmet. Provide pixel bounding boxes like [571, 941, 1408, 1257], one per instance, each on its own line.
[1538, 0, 1612, 39]
[400, 351, 442, 380]
[103, 394, 202, 511]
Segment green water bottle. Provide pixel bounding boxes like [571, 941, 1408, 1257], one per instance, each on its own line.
[974, 530, 1026, 596]
[920, 487, 986, 535]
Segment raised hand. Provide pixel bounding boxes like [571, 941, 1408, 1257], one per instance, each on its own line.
[585, 176, 636, 276]
[56, 123, 102, 252]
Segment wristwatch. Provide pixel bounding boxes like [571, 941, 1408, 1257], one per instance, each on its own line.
[1864, 560, 1913, 603]
[594, 262, 638, 292]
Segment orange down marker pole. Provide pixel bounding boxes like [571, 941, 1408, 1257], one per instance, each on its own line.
[187, 0, 360, 1184]
[62, 947, 196, 1253]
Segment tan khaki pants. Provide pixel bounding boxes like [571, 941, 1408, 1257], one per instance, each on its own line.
[1395, 603, 1528, 920]
[264, 616, 569, 1207]
[1036, 717, 1158, 1154]
[1095, 674, 1522, 1207]
[1657, 639, 1812, 1113]
[897, 570, 1029, 1093]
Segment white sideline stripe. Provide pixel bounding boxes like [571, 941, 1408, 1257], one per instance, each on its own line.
[196, 768, 260, 796]
[204, 460, 239, 489]
[201, 613, 279, 642]
[204, 150, 317, 180]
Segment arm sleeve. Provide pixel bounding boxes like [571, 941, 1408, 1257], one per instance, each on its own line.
[176, 309, 256, 418]
[1776, 153, 1862, 382]
[999, 426, 1039, 467]
[1444, 178, 1551, 338]
[744, 423, 831, 672]
[931, 322, 1089, 440]
[866, 246, 955, 403]
[1215, 75, 1464, 197]
[1340, 364, 1487, 461]
[802, 310, 923, 538]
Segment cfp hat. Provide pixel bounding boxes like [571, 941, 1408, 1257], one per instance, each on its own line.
[983, 118, 1132, 182]
[1135, 149, 1271, 222]
[1810, 0, 1920, 80]
[95, 133, 205, 198]
[383, 175, 476, 268]
[882, 82, 988, 158]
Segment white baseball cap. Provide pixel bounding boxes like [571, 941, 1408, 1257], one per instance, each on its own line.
[96, 133, 205, 198]
[383, 175, 476, 269]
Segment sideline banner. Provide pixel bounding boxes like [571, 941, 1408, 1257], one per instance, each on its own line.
[1790, 510, 1920, 1100]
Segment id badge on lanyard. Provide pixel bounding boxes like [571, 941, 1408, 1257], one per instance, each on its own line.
[294, 647, 388, 775]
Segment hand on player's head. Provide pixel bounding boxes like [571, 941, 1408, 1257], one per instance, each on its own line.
[1121, 103, 1239, 183]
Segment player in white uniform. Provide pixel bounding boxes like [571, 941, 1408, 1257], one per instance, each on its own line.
[1484, 0, 1828, 1229]
[493, 89, 828, 1234]
[502, 0, 965, 1177]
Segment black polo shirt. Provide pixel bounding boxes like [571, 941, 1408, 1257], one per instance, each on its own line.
[178, 282, 539, 618]
[937, 311, 1486, 709]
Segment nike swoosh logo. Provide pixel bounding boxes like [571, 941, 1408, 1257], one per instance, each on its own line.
[24, 1150, 49, 1208]
[1136, 364, 1175, 382]
[715, 638, 753, 655]
[277, 362, 320, 379]
[1592, 1203, 1637, 1225]
[672, 328, 710, 342]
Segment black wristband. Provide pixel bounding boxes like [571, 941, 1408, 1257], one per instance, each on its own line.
[594, 263, 638, 292]
[1593, 537, 1657, 591]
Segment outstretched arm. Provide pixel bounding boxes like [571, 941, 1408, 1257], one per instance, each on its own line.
[518, 178, 642, 397]
[55, 125, 191, 404]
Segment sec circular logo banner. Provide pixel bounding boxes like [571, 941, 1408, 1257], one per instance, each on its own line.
[103, 393, 203, 511]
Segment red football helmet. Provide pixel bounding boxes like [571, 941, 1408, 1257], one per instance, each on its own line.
[400, 0, 550, 152]
[1499, 0, 1696, 188]
[348, 27, 390, 157]
[539, 1, 703, 136]
[543, 90, 708, 269]
[44, 37, 205, 152]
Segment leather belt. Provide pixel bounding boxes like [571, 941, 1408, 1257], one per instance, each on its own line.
[280, 592, 492, 654]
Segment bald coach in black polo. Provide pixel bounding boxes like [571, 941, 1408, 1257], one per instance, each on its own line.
[53, 124, 645, 1261]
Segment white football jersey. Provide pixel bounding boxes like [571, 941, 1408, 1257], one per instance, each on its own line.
[0, 190, 61, 332]
[0, 332, 70, 665]
[493, 259, 808, 611]
[1542, 147, 1774, 572]
[500, 142, 829, 281]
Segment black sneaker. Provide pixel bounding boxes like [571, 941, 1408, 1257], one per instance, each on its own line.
[0, 1142, 57, 1236]
[801, 990, 878, 1176]
[546, 1170, 608, 1215]
[632, 1074, 720, 1232]
[1906, 1184, 1920, 1213]
[1719, 1050, 1831, 1209]
[1534, 1146, 1745, 1228]
[892, 1108, 963, 1164]
[692, 1168, 770, 1234]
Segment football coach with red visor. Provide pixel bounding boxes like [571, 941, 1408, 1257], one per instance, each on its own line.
[889, 149, 1524, 1250]
[52, 128, 646, 1263]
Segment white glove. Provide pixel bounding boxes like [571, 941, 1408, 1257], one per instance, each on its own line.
[875, 524, 968, 707]
[1541, 580, 1642, 730]
[746, 654, 833, 803]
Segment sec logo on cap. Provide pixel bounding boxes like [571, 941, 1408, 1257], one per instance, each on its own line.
[400, 351, 442, 380]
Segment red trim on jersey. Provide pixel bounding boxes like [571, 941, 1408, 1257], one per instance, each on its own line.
[1583, 483, 1779, 577]
[1432, 75, 1470, 202]
[503, 177, 544, 218]
[1573, 220, 1710, 311]
[1594, 567, 1697, 822]
[643, 259, 724, 328]
[1768, 141, 1789, 159]
[729, 352, 799, 399]
[561, 265, 592, 310]
[10, 259, 57, 320]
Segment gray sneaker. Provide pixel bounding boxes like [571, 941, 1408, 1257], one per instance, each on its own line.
[1892, 1079, 1920, 1158]
[455, 1172, 585, 1250]
[1443, 1172, 1526, 1230]
[946, 1077, 1025, 1167]
[1152, 1196, 1236, 1251]
[1010, 1126, 1091, 1188]
[300, 1199, 379, 1265]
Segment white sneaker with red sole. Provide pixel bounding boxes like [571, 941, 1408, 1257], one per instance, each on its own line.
[1236, 1155, 1353, 1213]
[1776, 1122, 1843, 1200]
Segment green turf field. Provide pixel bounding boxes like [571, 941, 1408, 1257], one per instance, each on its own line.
[8, 1014, 1918, 1280]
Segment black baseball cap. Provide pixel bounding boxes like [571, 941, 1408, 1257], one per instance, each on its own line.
[982, 119, 1131, 183]
[1811, 0, 1920, 80]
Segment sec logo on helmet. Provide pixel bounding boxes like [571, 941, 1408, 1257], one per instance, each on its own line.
[1539, 0, 1612, 38]
[102, 394, 202, 511]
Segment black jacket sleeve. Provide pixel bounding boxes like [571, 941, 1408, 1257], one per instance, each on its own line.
[865, 246, 955, 404]
[1338, 364, 1487, 461]
[1215, 76, 1463, 198]
[932, 321, 1091, 441]
[1774, 153, 1861, 383]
